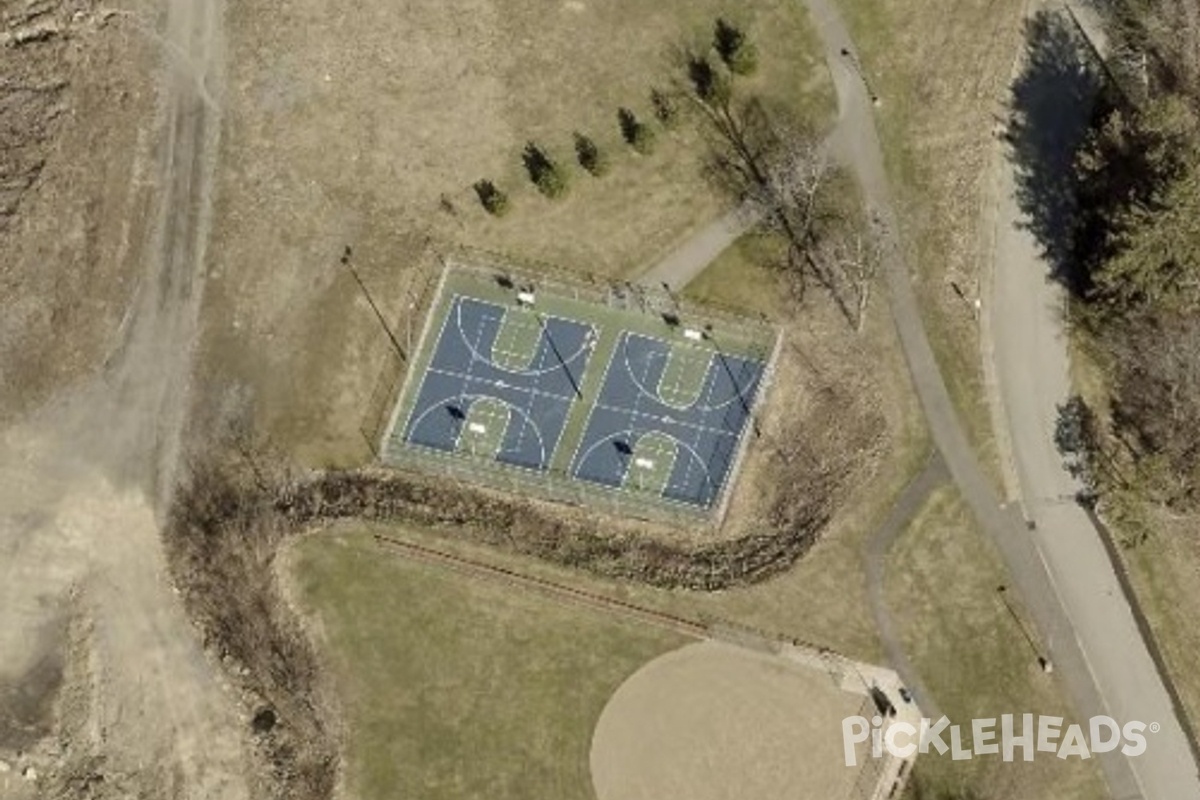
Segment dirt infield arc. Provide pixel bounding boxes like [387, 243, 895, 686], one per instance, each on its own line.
[589, 641, 873, 800]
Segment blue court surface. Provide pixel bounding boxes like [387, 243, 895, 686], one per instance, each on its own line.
[403, 297, 594, 470]
[391, 289, 770, 515]
[570, 333, 763, 507]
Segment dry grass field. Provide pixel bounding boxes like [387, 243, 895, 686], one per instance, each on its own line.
[886, 487, 1104, 800]
[290, 529, 688, 800]
[1116, 511, 1200, 754]
[200, 0, 832, 467]
[0, 4, 159, 424]
[837, 0, 1031, 484]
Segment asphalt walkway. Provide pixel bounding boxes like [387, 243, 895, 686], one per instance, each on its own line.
[632, 2, 1200, 794]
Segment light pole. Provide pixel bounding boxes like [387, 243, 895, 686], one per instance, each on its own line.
[339, 246, 407, 362]
[534, 311, 583, 400]
[997, 585, 1053, 672]
[702, 325, 761, 438]
[840, 47, 881, 106]
[661, 281, 682, 318]
[407, 300, 416, 355]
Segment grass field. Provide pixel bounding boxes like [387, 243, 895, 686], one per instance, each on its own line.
[837, 0, 1030, 488]
[886, 487, 1104, 800]
[205, 0, 835, 468]
[1117, 511, 1200, 756]
[682, 232, 791, 317]
[292, 530, 688, 800]
[1070, 312, 1200, 745]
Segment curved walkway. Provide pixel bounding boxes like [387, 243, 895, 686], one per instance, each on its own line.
[984, 3, 1200, 797]
[862, 452, 948, 721]
[635, 0, 1200, 795]
[809, 0, 1197, 794]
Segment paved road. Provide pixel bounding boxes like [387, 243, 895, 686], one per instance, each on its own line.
[987, 4, 1200, 798]
[800, 0, 1200, 796]
[627, 0, 1197, 795]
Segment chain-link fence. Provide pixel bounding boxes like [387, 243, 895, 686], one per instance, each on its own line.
[377, 255, 779, 527]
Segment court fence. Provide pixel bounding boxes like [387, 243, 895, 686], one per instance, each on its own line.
[376, 253, 781, 528]
[446, 246, 777, 351]
[384, 442, 717, 527]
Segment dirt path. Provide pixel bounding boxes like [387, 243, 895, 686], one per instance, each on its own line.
[0, 0, 248, 796]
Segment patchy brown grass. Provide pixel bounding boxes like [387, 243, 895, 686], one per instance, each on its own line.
[202, 0, 833, 468]
[1117, 509, 1200, 748]
[887, 487, 1104, 800]
[0, 4, 158, 423]
[290, 529, 687, 800]
[838, 0, 1031, 483]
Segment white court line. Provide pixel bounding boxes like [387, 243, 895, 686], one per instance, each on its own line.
[566, 327, 622, 480]
[574, 427, 713, 498]
[397, 292, 463, 444]
[414, 392, 547, 468]
[591, 400, 741, 439]
[677, 353, 723, 503]
[454, 298, 592, 377]
[452, 297, 596, 467]
[620, 331, 754, 413]
[425, 365, 578, 403]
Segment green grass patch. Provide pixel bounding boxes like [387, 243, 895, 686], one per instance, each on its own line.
[491, 306, 544, 371]
[682, 232, 788, 317]
[657, 343, 712, 407]
[623, 431, 678, 496]
[886, 487, 1104, 799]
[294, 530, 688, 800]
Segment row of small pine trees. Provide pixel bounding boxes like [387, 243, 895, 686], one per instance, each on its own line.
[473, 17, 755, 216]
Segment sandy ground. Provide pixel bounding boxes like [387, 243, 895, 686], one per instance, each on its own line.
[0, 0, 253, 797]
[589, 641, 870, 800]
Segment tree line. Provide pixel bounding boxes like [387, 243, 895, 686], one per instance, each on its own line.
[1037, 2, 1200, 516]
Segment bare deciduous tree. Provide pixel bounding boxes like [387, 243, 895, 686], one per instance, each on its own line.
[825, 221, 884, 331]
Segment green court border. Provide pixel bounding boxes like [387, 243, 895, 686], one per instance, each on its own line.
[380, 263, 777, 524]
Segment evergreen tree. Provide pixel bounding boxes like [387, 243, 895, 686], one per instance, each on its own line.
[573, 132, 609, 176]
[617, 108, 656, 155]
[522, 142, 568, 198]
[714, 18, 758, 75]
[687, 56, 729, 103]
[650, 88, 679, 128]
[473, 179, 509, 216]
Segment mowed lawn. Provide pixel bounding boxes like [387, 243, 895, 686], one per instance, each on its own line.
[292, 530, 688, 800]
[886, 488, 1103, 800]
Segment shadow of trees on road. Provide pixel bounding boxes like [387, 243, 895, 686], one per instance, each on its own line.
[1005, 10, 1106, 295]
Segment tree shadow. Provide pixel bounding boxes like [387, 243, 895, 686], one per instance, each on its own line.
[1006, 10, 1106, 294]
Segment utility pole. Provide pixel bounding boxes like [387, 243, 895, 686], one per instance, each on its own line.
[534, 311, 583, 400]
[702, 325, 760, 438]
[339, 246, 407, 362]
[840, 47, 881, 106]
[997, 585, 1053, 672]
